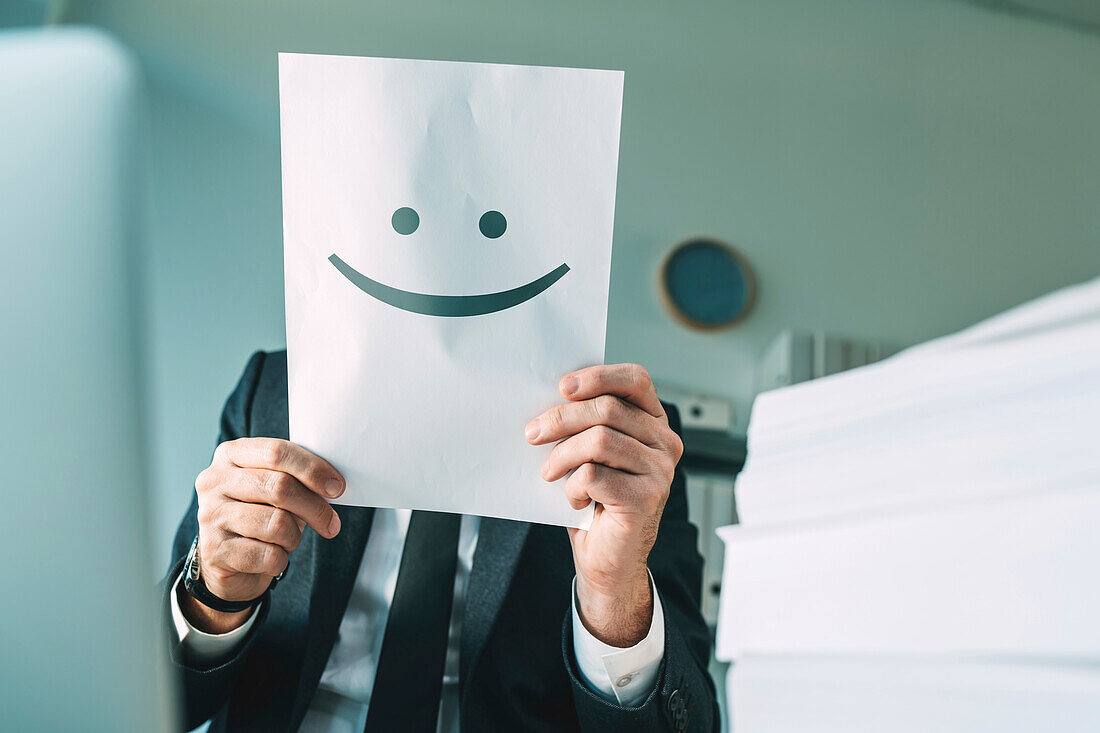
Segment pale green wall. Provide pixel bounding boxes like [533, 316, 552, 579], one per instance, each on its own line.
[66, 0, 1100, 562]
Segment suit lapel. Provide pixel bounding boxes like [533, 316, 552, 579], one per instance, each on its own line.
[287, 504, 375, 731]
[459, 516, 532, 701]
[249, 350, 379, 729]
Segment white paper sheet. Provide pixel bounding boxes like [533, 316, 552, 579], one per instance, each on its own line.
[279, 53, 623, 528]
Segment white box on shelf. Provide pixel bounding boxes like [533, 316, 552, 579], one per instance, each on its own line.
[657, 383, 734, 432]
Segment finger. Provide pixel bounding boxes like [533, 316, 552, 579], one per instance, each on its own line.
[213, 536, 289, 577]
[222, 469, 341, 539]
[217, 438, 345, 499]
[527, 394, 665, 447]
[562, 463, 594, 510]
[562, 462, 637, 509]
[216, 503, 303, 553]
[559, 364, 665, 419]
[541, 425, 652, 482]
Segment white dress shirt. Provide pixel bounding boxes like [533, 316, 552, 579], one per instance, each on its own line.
[171, 509, 665, 731]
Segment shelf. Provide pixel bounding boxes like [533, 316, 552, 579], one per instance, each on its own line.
[681, 428, 746, 475]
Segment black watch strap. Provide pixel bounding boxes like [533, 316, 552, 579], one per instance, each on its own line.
[182, 534, 284, 614]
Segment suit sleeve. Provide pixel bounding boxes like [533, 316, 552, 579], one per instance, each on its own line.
[161, 350, 270, 731]
[562, 404, 720, 732]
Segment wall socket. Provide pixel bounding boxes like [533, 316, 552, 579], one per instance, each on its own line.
[656, 383, 735, 432]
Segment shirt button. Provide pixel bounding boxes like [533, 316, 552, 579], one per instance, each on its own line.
[615, 673, 635, 687]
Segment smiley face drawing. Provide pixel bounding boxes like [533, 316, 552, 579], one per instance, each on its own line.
[328, 206, 570, 317]
[280, 53, 623, 528]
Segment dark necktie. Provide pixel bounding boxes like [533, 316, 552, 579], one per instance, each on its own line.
[364, 510, 462, 732]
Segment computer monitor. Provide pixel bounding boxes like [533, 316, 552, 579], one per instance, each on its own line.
[0, 26, 174, 731]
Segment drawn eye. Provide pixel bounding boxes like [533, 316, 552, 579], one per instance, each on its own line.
[479, 210, 507, 239]
[391, 207, 419, 235]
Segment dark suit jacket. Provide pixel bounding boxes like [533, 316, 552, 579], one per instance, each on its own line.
[164, 350, 718, 732]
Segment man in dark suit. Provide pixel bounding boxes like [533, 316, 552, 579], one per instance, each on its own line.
[164, 350, 717, 731]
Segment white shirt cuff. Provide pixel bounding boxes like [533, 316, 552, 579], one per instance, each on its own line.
[169, 571, 261, 665]
[571, 571, 665, 707]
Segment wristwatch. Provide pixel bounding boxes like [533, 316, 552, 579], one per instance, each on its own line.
[182, 534, 285, 613]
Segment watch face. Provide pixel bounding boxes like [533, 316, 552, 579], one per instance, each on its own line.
[185, 536, 201, 585]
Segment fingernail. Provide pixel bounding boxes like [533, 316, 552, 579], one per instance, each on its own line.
[327, 511, 341, 537]
[325, 479, 344, 498]
[540, 461, 551, 480]
[561, 375, 579, 397]
[525, 418, 541, 442]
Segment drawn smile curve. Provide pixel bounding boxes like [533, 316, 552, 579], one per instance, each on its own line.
[328, 254, 570, 317]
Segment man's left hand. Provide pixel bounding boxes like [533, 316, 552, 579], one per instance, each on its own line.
[526, 363, 683, 647]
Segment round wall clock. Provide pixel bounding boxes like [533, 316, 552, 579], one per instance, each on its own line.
[660, 238, 756, 331]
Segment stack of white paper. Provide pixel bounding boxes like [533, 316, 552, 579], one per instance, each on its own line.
[716, 276, 1100, 731]
[727, 656, 1100, 733]
[736, 277, 1100, 528]
[717, 488, 1100, 658]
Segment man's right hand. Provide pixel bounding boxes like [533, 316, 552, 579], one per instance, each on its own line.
[180, 438, 345, 633]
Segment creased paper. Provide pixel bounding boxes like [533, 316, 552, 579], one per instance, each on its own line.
[279, 53, 623, 528]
